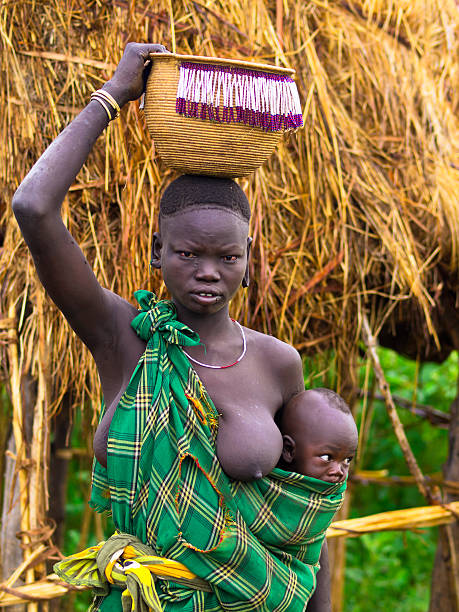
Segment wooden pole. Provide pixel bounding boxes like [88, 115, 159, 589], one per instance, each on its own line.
[361, 315, 432, 500]
[1, 293, 52, 611]
[4, 304, 34, 600]
[0, 432, 25, 612]
[429, 395, 459, 611]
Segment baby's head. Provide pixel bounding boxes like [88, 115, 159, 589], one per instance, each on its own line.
[279, 388, 358, 483]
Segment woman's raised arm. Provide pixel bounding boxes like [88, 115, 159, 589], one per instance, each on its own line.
[12, 43, 167, 352]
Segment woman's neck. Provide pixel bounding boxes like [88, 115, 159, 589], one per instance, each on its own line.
[173, 303, 234, 345]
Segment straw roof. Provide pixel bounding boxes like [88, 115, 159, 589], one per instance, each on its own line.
[1, 0, 458, 412]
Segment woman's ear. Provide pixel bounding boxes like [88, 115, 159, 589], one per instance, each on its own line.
[281, 435, 296, 464]
[150, 232, 162, 270]
[242, 236, 253, 288]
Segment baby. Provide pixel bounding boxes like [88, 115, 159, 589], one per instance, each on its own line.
[279, 387, 358, 483]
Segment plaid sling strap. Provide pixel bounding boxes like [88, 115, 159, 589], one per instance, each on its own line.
[89, 291, 346, 611]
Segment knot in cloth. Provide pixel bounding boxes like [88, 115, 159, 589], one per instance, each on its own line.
[132, 290, 201, 348]
[53, 532, 210, 612]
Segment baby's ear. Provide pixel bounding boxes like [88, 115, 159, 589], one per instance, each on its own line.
[281, 435, 296, 464]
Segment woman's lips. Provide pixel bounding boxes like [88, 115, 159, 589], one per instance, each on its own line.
[190, 292, 222, 305]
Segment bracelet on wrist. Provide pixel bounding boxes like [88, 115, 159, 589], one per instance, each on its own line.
[90, 89, 121, 121]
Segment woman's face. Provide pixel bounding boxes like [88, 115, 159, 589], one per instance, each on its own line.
[155, 207, 250, 318]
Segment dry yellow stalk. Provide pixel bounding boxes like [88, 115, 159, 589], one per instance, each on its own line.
[327, 501, 459, 538]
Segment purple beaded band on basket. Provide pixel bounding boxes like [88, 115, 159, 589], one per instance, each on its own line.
[179, 61, 296, 80]
[175, 61, 303, 132]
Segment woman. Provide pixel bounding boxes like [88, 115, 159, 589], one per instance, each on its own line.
[13, 43, 330, 611]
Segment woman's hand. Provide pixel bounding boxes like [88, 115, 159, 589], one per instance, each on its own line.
[103, 43, 169, 108]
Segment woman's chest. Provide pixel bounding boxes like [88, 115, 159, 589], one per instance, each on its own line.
[96, 349, 286, 479]
[193, 363, 285, 480]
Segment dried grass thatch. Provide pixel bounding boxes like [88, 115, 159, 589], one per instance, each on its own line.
[0, 0, 458, 604]
[1, 0, 458, 409]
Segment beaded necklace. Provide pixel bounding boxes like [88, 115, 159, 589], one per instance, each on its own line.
[182, 320, 247, 370]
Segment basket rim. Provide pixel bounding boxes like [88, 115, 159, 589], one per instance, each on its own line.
[149, 52, 295, 76]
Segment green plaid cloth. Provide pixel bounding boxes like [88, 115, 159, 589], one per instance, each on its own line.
[89, 291, 346, 611]
[53, 532, 212, 612]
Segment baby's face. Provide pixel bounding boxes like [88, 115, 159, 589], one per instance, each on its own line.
[282, 392, 358, 483]
[293, 430, 356, 483]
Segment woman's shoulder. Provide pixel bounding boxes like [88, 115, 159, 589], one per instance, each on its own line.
[243, 327, 304, 396]
[244, 326, 300, 360]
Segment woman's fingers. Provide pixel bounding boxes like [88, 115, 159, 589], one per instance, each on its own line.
[103, 43, 169, 107]
[127, 42, 169, 61]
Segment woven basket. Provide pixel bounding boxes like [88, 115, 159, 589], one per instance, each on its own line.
[144, 53, 300, 178]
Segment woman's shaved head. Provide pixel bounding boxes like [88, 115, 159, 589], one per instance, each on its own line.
[159, 174, 251, 222]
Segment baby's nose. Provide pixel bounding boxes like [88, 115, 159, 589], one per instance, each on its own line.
[329, 462, 346, 479]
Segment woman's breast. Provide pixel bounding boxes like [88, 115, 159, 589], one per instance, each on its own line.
[216, 405, 283, 481]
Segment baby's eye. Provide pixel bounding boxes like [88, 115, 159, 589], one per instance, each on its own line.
[344, 457, 353, 466]
[319, 454, 332, 462]
[178, 251, 195, 258]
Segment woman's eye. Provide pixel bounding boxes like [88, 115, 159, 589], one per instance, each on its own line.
[319, 454, 332, 462]
[223, 255, 238, 262]
[179, 251, 195, 258]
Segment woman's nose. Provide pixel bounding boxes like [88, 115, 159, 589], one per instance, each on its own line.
[195, 259, 220, 281]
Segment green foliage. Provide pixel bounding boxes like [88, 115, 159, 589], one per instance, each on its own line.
[0, 385, 12, 502]
[345, 530, 436, 612]
[303, 347, 453, 609]
[343, 348, 454, 611]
